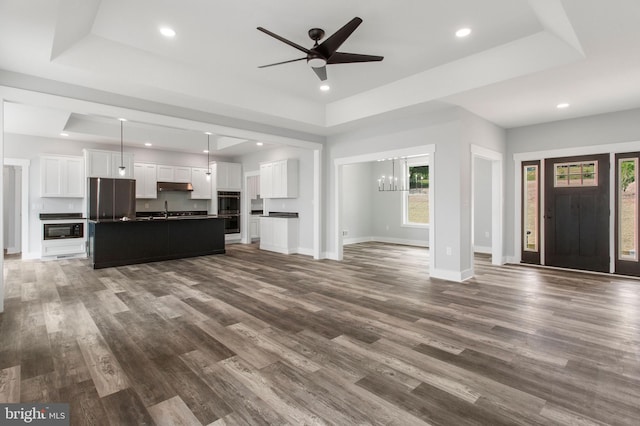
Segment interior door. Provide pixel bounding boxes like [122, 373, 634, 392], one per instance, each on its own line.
[544, 154, 610, 272]
[615, 152, 640, 276]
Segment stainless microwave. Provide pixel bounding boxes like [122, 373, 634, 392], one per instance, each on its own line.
[43, 222, 84, 240]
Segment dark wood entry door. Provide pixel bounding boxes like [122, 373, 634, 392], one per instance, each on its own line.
[544, 154, 610, 272]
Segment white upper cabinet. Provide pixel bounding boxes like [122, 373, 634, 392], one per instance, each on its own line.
[212, 162, 242, 191]
[84, 149, 133, 179]
[134, 163, 158, 199]
[259, 159, 298, 199]
[157, 165, 192, 183]
[190, 167, 212, 199]
[41, 155, 84, 198]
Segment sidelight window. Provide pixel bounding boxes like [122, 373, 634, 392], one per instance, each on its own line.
[618, 158, 638, 261]
[523, 164, 539, 252]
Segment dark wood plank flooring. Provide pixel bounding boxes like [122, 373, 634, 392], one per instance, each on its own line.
[1, 242, 639, 425]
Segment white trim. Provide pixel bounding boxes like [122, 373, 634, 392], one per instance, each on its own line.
[343, 236, 373, 245]
[430, 268, 474, 282]
[371, 236, 429, 247]
[471, 144, 504, 266]
[4, 158, 30, 257]
[260, 244, 297, 255]
[297, 247, 315, 257]
[242, 170, 260, 244]
[474, 245, 492, 254]
[609, 152, 616, 273]
[313, 149, 322, 259]
[400, 223, 429, 229]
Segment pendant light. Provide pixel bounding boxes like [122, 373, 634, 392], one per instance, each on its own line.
[205, 132, 212, 181]
[377, 157, 409, 191]
[118, 118, 127, 176]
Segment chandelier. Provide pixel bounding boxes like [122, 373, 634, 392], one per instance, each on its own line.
[377, 157, 409, 191]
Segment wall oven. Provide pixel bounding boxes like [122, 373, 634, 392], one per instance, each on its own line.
[217, 191, 241, 234]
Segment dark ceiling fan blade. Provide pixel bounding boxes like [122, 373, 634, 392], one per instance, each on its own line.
[316, 17, 363, 58]
[258, 57, 307, 68]
[327, 52, 384, 64]
[312, 66, 327, 81]
[257, 27, 311, 54]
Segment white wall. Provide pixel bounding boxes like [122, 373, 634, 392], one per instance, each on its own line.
[505, 107, 640, 258]
[237, 145, 316, 254]
[341, 163, 374, 243]
[473, 158, 492, 251]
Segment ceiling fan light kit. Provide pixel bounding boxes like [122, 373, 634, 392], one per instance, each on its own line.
[257, 17, 383, 82]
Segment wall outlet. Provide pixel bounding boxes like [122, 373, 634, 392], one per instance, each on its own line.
[342, 230, 348, 236]
[194, 203, 198, 208]
[485, 231, 490, 238]
[446, 246, 452, 256]
[144, 202, 149, 208]
[68, 203, 74, 209]
[386, 225, 389, 231]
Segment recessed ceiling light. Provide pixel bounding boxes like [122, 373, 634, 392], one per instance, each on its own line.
[59, 132, 69, 137]
[144, 142, 152, 147]
[557, 102, 570, 109]
[203, 149, 209, 153]
[456, 28, 472, 38]
[204, 131, 212, 135]
[256, 142, 264, 146]
[319, 84, 330, 92]
[118, 117, 127, 122]
[159, 27, 176, 38]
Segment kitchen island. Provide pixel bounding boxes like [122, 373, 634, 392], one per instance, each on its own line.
[87, 216, 225, 269]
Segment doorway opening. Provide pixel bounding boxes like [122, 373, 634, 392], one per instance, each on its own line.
[3, 159, 30, 259]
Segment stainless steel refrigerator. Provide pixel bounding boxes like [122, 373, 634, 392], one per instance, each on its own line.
[88, 177, 136, 221]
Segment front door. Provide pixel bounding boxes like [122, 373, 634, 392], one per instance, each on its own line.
[544, 154, 610, 272]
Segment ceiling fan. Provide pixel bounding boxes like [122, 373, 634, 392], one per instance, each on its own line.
[257, 17, 383, 81]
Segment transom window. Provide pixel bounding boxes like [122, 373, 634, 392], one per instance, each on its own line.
[554, 161, 598, 187]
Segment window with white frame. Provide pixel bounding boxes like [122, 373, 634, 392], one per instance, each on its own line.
[403, 161, 429, 226]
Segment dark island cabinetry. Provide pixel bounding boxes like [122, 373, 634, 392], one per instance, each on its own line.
[88, 217, 225, 269]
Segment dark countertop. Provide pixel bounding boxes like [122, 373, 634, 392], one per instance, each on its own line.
[90, 215, 221, 223]
[261, 212, 299, 218]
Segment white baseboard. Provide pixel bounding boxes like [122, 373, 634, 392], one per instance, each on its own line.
[260, 244, 297, 255]
[474, 245, 492, 254]
[506, 256, 519, 264]
[343, 236, 373, 245]
[324, 251, 339, 260]
[6, 246, 20, 255]
[21, 251, 40, 260]
[372, 236, 429, 247]
[296, 247, 314, 257]
[430, 267, 474, 282]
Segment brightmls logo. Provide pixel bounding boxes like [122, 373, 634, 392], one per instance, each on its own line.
[1, 404, 69, 425]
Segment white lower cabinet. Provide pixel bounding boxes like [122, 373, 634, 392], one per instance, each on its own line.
[41, 238, 86, 258]
[260, 217, 298, 254]
[250, 215, 260, 241]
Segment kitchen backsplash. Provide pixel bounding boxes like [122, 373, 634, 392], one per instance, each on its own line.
[136, 191, 209, 212]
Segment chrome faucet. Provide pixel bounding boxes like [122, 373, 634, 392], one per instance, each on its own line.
[164, 200, 169, 218]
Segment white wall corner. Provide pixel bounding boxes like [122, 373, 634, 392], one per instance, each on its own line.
[343, 236, 374, 245]
[430, 268, 474, 283]
[296, 247, 315, 257]
[474, 245, 492, 254]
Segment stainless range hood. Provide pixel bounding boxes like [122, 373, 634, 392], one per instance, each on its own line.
[157, 182, 194, 192]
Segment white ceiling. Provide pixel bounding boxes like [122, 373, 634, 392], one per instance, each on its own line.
[1, 0, 640, 153]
